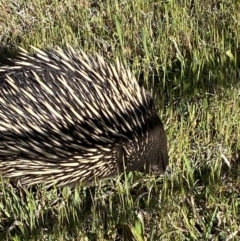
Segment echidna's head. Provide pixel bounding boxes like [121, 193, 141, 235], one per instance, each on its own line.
[144, 112, 169, 174]
[121, 111, 169, 176]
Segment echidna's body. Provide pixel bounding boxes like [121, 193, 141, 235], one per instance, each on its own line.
[0, 46, 169, 187]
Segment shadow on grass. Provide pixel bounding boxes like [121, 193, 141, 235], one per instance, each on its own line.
[0, 184, 96, 240]
[0, 177, 167, 240]
[0, 44, 21, 65]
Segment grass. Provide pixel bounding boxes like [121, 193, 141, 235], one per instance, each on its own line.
[0, 0, 240, 240]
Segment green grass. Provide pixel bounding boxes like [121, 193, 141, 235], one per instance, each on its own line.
[0, 0, 240, 240]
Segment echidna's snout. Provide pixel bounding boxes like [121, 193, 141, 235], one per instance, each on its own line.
[158, 122, 169, 173]
[144, 112, 169, 175]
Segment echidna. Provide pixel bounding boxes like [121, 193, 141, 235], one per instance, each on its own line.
[0, 46, 169, 187]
